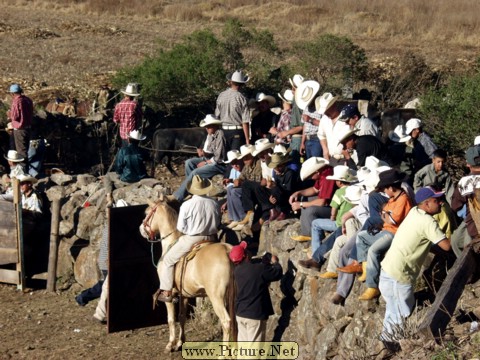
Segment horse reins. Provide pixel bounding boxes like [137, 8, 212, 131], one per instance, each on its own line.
[143, 204, 175, 242]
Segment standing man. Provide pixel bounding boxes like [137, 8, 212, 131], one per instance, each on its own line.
[156, 175, 221, 303]
[114, 130, 148, 183]
[229, 241, 283, 342]
[215, 70, 251, 151]
[379, 186, 450, 341]
[113, 83, 143, 147]
[7, 84, 33, 172]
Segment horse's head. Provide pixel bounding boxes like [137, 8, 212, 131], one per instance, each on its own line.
[139, 194, 180, 243]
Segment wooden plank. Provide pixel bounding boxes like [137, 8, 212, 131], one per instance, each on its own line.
[0, 269, 20, 284]
[0, 248, 18, 265]
[418, 243, 479, 339]
[47, 200, 61, 292]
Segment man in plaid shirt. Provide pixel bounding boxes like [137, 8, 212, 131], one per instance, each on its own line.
[113, 83, 143, 146]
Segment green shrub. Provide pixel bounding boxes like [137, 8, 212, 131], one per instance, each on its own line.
[419, 72, 480, 153]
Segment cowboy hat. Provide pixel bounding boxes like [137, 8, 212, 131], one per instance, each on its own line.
[295, 80, 320, 110]
[226, 70, 250, 84]
[388, 125, 411, 143]
[475, 136, 480, 146]
[186, 175, 213, 196]
[255, 92, 276, 108]
[17, 174, 38, 184]
[405, 118, 422, 135]
[337, 128, 359, 145]
[364, 156, 389, 171]
[4, 150, 24, 162]
[289, 74, 304, 89]
[278, 89, 294, 104]
[360, 170, 380, 193]
[376, 169, 406, 189]
[252, 138, 274, 157]
[300, 156, 330, 180]
[224, 150, 241, 164]
[237, 144, 255, 159]
[268, 152, 291, 169]
[326, 165, 357, 183]
[315, 92, 339, 114]
[128, 130, 146, 141]
[115, 199, 129, 207]
[9, 84, 22, 93]
[344, 185, 363, 205]
[200, 114, 222, 127]
[121, 83, 140, 97]
[5, 122, 13, 131]
[272, 144, 289, 155]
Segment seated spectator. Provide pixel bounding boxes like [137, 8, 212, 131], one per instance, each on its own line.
[2, 150, 25, 193]
[114, 130, 147, 183]
[171, 115, 226, 202]
[338, 128, 386, 169]
[413, 149, 454, 204]
[289, 157, 336, 241]
[405, 118, 438, 172]
[386, 125, 414, 182]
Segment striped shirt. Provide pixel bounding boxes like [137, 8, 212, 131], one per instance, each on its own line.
[302, 105, 321, 136]
[215, 88, 251, 126]
[113, 98, 142, 140]
[9, 95, 33, 129]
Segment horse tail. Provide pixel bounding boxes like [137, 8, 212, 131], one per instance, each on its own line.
[227, 260, 237, 341]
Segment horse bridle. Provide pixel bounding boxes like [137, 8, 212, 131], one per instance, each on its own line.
[142, 204, 174, 242]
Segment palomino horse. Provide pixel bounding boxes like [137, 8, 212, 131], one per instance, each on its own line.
[139, 195, 235, 352]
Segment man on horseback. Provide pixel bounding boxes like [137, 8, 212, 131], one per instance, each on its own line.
[156, 175, 221, 303]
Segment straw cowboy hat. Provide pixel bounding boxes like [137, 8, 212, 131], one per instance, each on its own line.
[295, 80, 320, 110]
[337, 128, 360, 145]
[365, 156, 389, 171]
[4, 150, 24, 162]
[128, 130, 146, 141]
[186, 175, 213, 196]
[272, 144, 290, 155]
[255, 92, 276, 108]
[252, 138, 274, 157]
[224, 150, 241, 164]
[268, 152, 291, 168]
[300, 156, 330, 180]
[326, 165, 357, 183]
[376, 168, 406, 189]
[17, 174, 38, 184]
[237, 144, 255, 159]
[200, 114, 222, 127]
[315, 92, 339, 114]
[344, 185, 363, 205]
[388, 125, 411, 143]
[121, 83, 140, 97]
[405, 118, 422, 135]
[226, 70, 250, 84]
[289, 74, 304, 89]
[278, 89, 294, 104]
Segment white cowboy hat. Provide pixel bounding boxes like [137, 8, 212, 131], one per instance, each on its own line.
[326, 165, 357, 183]
[475, 136, 480, 146]
[226, 70, 250, 84]
[315, 92, 339, 114]
[128, 130, 146, 141]
[356, 166, 372, 182]
[405, 118, 422, 135]
[237, 144, 255, 159]
[360, 170, 380, 193]
[289, 74, 304, 89]
[278, 89, 294, 104]
[344, 185, 363, 205]
[255, 92, 276, 108]
[115, 199, 129, 207]
[252, 138, 274, 157]
[388, 125, 411, 143]
[186, 175, 213, 196]
[295, 80, 320, 110]
[267, 152, 291, 169]
[272, 144, 289, 155]
[337, 128, 359, 145]
[224, 150, 241, 164]
[200, 114, 222, 127]
[300, 156, 330, 181]
[17, 174, 38, 184]
[4, 150, 24, 162]
[121, 83, 140, 97]
[364, 156, 389, 171]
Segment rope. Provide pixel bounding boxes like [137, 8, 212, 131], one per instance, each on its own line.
[139, 144, 198, 153]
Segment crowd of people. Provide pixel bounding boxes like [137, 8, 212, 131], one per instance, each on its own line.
[3, 71, 478, 345]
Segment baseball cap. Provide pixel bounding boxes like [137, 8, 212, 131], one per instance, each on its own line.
[339, 103, 361, 121]
[415, 186, 444, 204]
[229, 241, 248, 264]
[466, 145, 480, 166]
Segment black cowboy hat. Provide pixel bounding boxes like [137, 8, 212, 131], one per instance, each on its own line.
[376, 169, 406, 189]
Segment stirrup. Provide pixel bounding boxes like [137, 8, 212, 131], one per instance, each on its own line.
[152, 289, 161, 310]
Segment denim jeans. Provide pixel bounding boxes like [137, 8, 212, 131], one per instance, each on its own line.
[174, 161, 226, 201]
[312, 227, 342, 264]
[379, 270, 415, 341]
[356, 230, 394, 263]
[311, 218, 338, 253]
[365, 234, 395, 289]
[305, 138, 322, 159]
[226, 186, 245, 222]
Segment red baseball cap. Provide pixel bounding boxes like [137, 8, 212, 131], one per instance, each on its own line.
[229, 241, 248, 264]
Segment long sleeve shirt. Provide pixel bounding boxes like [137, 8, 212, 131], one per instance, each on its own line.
[113, 98, 142, 140]
[9, 95, 33, 129]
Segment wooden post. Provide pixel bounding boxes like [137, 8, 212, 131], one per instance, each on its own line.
[47, 199, 61, 292]
[13, 178, 25, 290]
